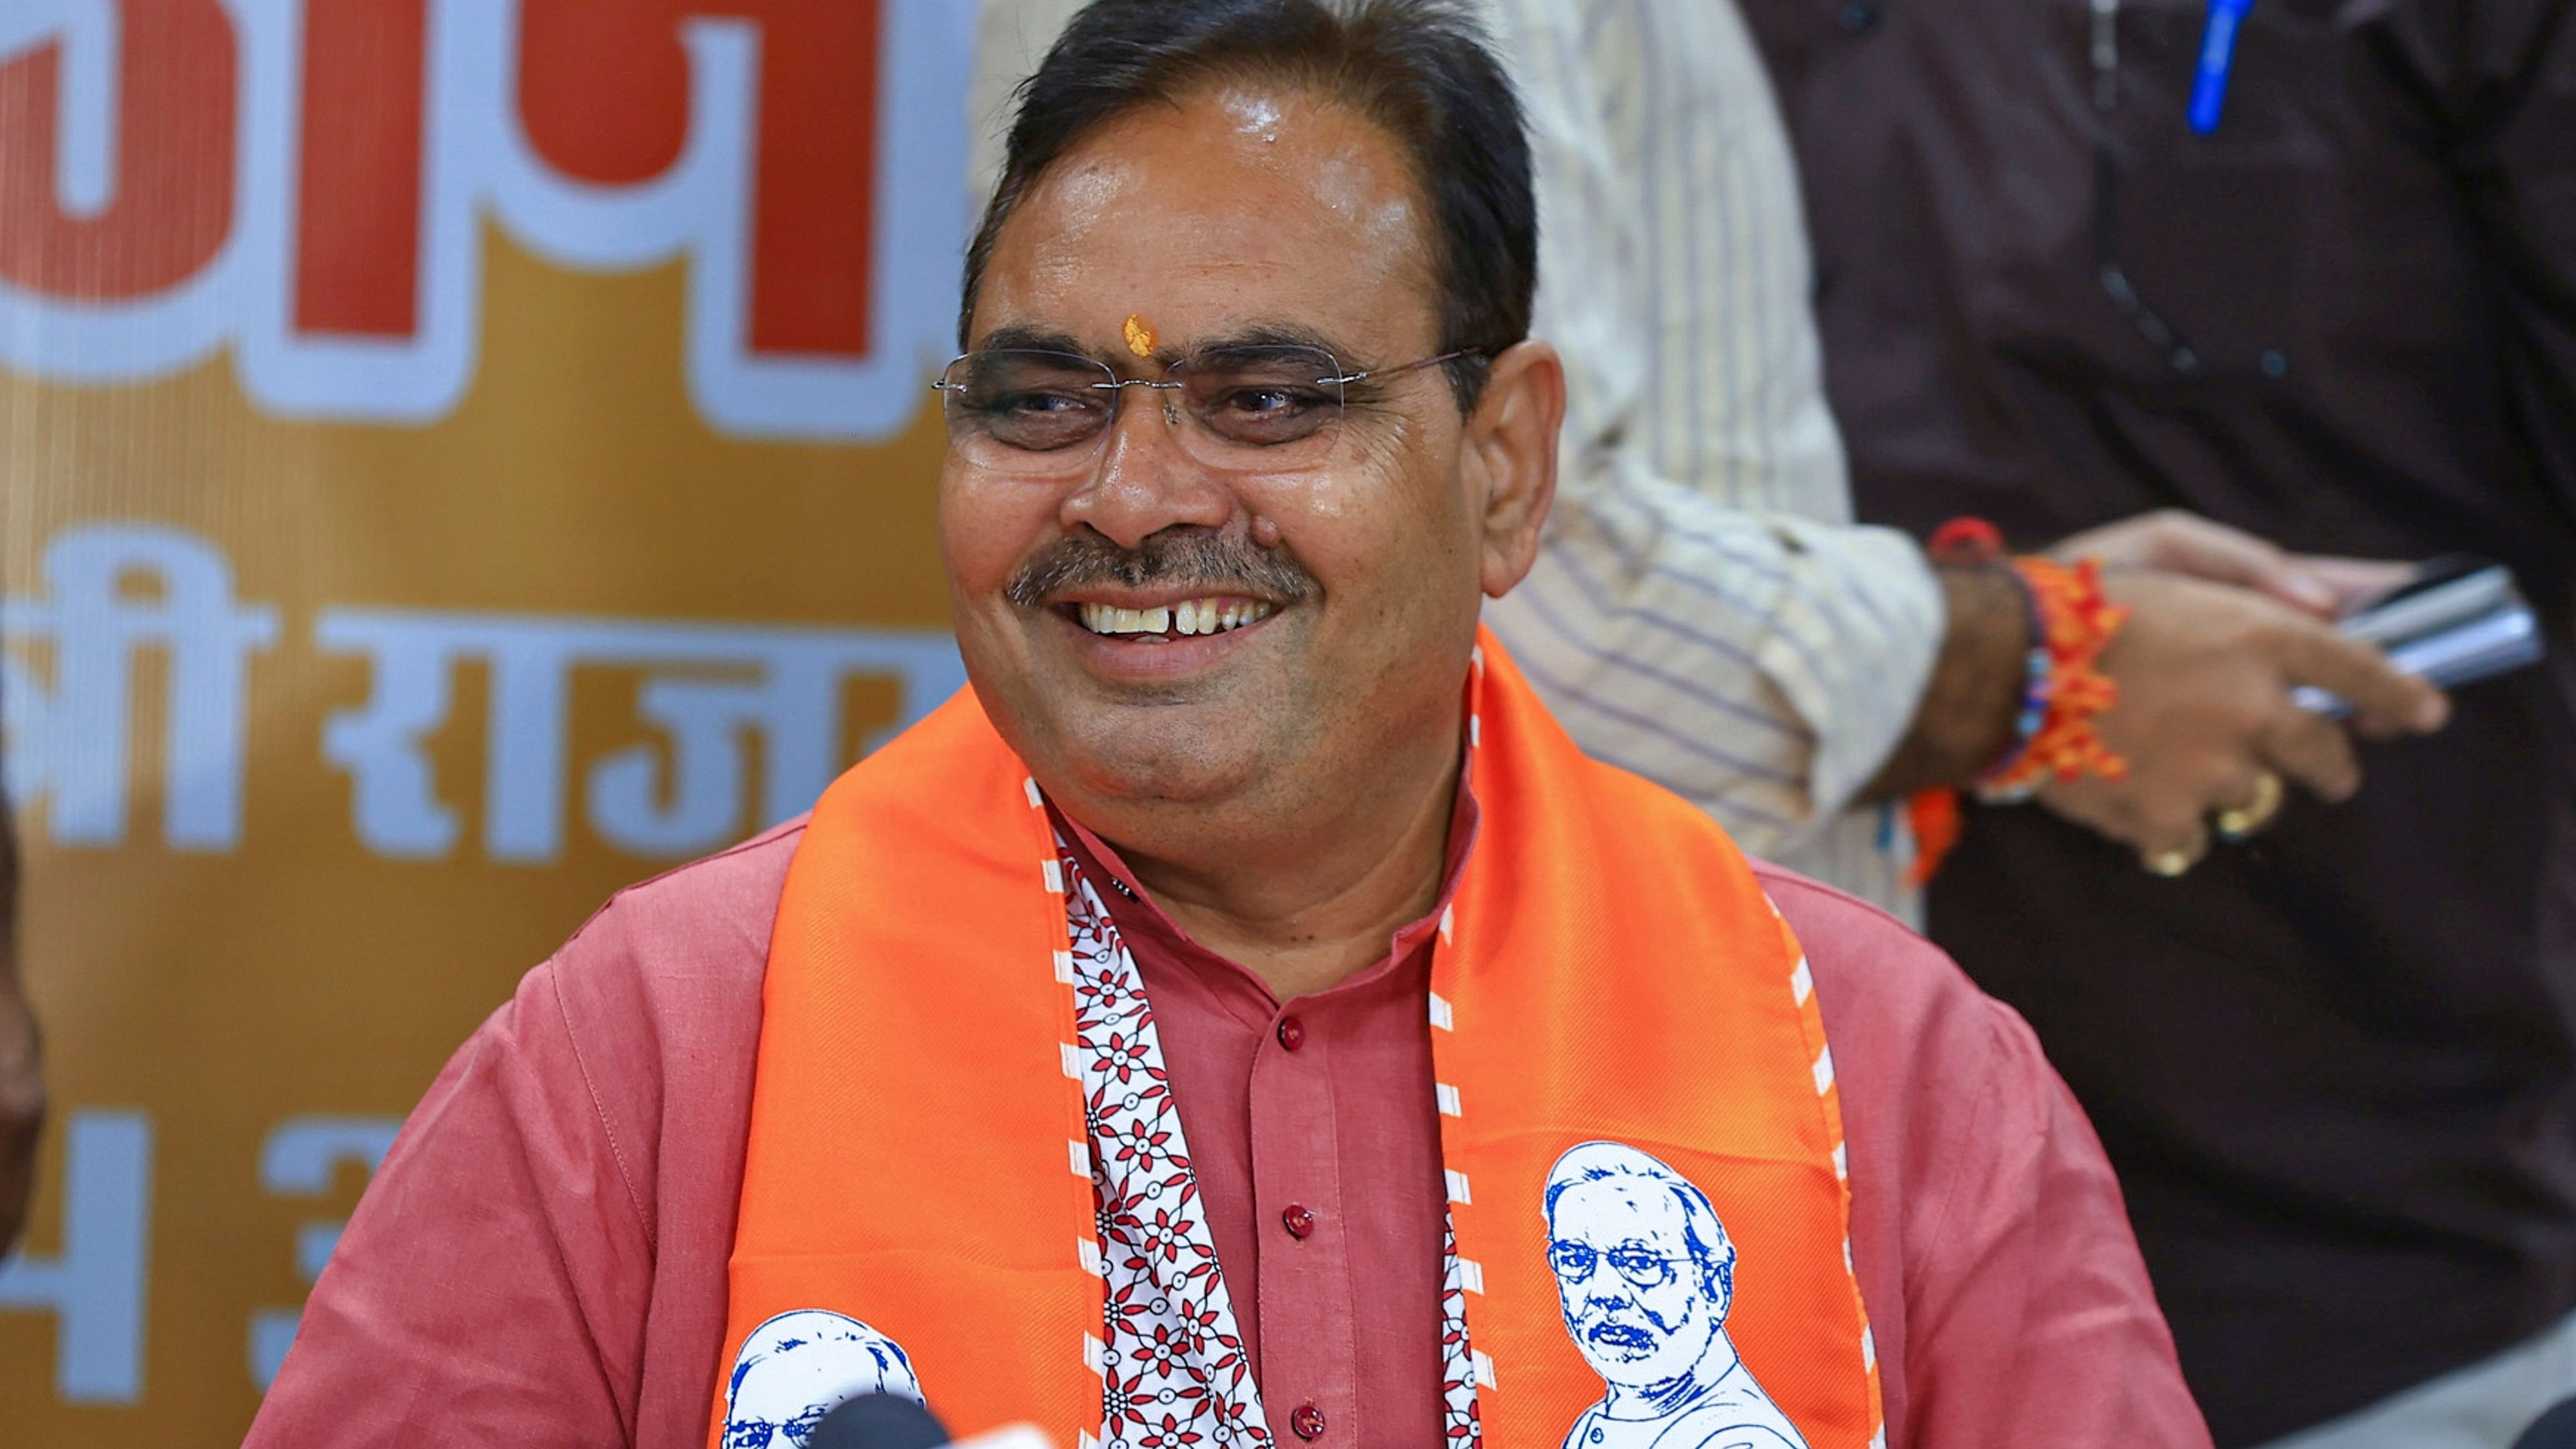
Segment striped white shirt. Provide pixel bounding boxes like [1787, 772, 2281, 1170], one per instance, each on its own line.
[969, 0, 1942, 913]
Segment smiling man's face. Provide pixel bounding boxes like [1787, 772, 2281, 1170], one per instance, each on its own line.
[943, 82, 1494, 819]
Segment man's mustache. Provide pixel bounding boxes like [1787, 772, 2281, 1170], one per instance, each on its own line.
[1006, 530, 1318, 609]
[1578, 1298, 1690, 1339]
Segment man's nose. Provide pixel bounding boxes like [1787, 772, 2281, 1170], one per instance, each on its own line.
[1061, 389, 1235, 550]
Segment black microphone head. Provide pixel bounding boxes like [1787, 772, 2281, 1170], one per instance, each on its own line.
[809, 1392, 953, 1449]
[2517, 1396, 2576, 1449]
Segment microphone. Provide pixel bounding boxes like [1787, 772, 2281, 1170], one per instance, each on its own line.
[2517, 1397, 2576, 1449]
[809, 1394, 1054, 1449]
[811, 1394, 952, 1449]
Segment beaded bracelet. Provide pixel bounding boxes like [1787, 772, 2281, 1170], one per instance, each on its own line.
[1906, 522, 2133, 885]
[1968, 570, 2053, 790]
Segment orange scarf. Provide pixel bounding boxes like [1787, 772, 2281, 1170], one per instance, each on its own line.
[715, 633, 1882, 1448]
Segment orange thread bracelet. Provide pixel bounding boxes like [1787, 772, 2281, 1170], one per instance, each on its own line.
[1976, 556, 2131, 800]
[1906, 528, 2133, 886]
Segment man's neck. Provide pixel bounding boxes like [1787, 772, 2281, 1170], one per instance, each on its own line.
[1072, 731, 1464, 1002]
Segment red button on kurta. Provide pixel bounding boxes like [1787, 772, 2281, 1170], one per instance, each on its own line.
[1281, 1205, 1315, 1239]
[1275, 1016, 1307, 1051]
[1289, 1404, 1327, 1440]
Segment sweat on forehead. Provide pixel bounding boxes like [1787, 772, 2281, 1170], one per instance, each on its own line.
[967, 89, 1442, 359]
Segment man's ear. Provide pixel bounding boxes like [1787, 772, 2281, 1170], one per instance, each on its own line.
[1462, 339, 1565, 599]
[1704, 1254, 1736, 1319]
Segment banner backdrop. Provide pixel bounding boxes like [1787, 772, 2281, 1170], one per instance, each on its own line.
[0, 3, 980, 1441]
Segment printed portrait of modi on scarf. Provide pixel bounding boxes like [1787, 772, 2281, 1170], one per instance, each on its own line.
[1546, 1143, 1812, 1449]
[721, 1310, 922, 1449]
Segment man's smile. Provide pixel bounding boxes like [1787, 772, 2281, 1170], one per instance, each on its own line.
[1068, 594, 1279, 640]
[1040, 590, 1295, 684]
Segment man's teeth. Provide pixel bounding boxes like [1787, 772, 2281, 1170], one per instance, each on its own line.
[1078, 598, 1277, 637]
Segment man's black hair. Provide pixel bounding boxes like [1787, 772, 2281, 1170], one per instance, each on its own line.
[961, 0, 1534, 413]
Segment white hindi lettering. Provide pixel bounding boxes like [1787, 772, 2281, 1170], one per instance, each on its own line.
[0, 0, 975, 441]
[0, 1111, 155, 1404]
[2, 525, 968, 861]
[316, 610, 968, 863]
[1, 526, 281, 851]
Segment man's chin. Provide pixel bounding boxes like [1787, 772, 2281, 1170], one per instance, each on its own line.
[1050, 718, 1272, 811]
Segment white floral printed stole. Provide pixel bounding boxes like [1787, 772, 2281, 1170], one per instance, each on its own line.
[1060, 843, 1483, 1449]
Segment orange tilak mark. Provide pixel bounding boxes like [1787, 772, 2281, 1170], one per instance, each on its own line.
[1122, 315, 1156, 357]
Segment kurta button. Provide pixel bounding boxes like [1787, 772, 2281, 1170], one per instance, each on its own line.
[1282, 1205, 1316, 1239]
[1276, 1016, 1306, 1051]
[1290, 1404, 1327, 1440]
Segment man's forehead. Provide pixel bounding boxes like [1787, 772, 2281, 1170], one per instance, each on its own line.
[968, 319, 1368, 369]
[972, 85, 1440, 354]
[1027, 86, 1424, 242]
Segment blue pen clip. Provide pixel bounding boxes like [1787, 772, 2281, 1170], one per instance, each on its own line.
[2188, 0, 2256, 132]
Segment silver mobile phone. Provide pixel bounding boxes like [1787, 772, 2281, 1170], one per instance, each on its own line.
[2292, 556, 2543, 718]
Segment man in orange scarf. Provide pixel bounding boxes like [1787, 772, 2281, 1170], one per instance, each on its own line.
[249, 3, 2209, 1446]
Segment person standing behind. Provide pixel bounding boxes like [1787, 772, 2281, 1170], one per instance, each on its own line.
[1736, 0, 2576, 1442]
[972, 0, 2448, 921]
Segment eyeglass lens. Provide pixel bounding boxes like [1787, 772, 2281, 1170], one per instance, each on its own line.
[938, 347, 1353, 474]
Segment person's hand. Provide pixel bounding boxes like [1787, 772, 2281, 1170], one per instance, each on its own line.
[0, 974, 40, 1257]
[2033, 570, 2450, 870]
[2051, 509, 2413, 619]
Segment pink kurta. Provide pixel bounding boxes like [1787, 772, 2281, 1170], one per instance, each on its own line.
[246, 813, 2210, 1448]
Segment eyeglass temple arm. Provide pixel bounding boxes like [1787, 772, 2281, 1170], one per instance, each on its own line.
[1325, 347, 1490, 386]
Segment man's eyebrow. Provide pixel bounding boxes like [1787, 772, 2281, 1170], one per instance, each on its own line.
[1192, 323, 1361, 363]
[969, 321, 1377, 370]
[972, 325, 1095, 357]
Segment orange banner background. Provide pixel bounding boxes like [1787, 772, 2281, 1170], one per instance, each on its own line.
[0, 4, 978, 1441]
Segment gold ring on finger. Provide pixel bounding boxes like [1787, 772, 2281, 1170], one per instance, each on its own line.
[2214, 771, 2286, 842]
[2143, 833, 2210, 878]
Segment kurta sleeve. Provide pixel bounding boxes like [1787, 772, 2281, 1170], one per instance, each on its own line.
[1768, 867, 2211, 1448]
[1892, 1000, 2213, 1447]
[1472, 0, 1944, 859]
[243, 957, 653, 1448]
